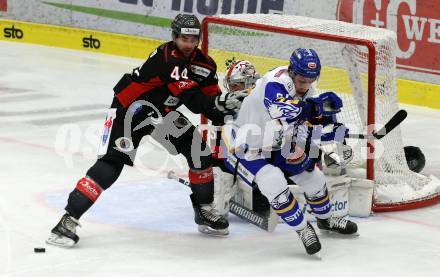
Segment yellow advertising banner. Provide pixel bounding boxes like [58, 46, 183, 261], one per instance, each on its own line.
[1, 18, 439, 109]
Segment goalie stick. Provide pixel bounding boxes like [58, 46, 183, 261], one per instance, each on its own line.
[346, 109, 407, 140]
[167, 170, 278, 232]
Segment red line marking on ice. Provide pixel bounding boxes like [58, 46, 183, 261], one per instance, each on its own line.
[378, 214, 440, 229]
[0, 136, 185, 176]
[0, 136, 65, 152]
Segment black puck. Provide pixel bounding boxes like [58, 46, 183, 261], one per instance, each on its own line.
[34, 247, 46, 253]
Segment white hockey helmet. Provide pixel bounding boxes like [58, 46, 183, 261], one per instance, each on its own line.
[224, 59, 260, 93]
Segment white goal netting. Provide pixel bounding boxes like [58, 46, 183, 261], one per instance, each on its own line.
[203, 14, 440, 210]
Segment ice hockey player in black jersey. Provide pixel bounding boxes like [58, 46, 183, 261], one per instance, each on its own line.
[47, 14, 247, 247]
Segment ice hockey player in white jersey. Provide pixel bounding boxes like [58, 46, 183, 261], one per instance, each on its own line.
[223, 48, 358, 255]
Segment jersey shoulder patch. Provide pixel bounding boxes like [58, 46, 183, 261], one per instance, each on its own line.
[191, 64, 211, 78]
[270, 68, 295, 96]
[274, 68, 286, 77]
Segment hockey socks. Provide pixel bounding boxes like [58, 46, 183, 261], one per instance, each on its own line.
[271, 189, 321, 255]
[188, 167, 215, 204]
[65, 177, 103, 219]
[306, 187, 358, 235]
[271, 188, 306, 230]
[305, 188, 332, 219]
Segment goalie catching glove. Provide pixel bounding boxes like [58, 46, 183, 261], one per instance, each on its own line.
[323, 143, 354, 169]
[215, 91, 248, 112]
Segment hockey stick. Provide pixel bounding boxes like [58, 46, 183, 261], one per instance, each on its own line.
[346, 109, 407, 140]
[167, 170, 278, 232]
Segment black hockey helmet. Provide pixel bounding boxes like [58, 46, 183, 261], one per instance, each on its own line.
[171, 14, 201, 40]
[404, 146, 426, 173]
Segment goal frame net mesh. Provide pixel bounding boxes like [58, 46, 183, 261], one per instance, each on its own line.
[200, 14, 440, 212]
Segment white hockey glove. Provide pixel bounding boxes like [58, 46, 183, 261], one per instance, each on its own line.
[215, 91, 248, 112]
[323, 143, 354, 169]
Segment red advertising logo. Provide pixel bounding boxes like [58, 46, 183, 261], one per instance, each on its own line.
[337, 0, 440, 75]
[0, 0, 7, 12]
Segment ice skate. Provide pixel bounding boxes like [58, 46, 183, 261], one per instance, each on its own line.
[193, 203, 229, 236]
[296, 222, 321, 255]
[317, 216, 358, 236]
[46, 213, 81, 247]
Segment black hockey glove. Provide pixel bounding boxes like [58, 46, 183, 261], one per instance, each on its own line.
[215, 91, 248, 112]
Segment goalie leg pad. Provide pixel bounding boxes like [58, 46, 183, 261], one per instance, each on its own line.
[213, 167, 237, 215]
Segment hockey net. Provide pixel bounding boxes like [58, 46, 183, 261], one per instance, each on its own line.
[201, 14, 440, 212]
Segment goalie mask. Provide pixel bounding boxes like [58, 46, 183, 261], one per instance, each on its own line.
[224, 59, 260, 93]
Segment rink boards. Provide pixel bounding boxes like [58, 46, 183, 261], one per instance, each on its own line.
[1, 18, 439, 109]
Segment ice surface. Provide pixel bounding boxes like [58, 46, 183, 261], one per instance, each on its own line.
[1, 41, 439, 277]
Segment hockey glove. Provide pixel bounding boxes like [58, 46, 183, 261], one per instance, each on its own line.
[306, 91, 343, 117]
[323, 144, 354, 169]
[215, 91, 248, 112]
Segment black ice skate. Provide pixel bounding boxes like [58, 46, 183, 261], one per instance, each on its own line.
[193, 203, 229, 236]
[317, 216, 358, 236]
[46, 213, 81, 247]
[296, 222, 322, 255]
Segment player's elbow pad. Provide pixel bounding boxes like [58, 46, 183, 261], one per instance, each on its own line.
[113, 74, 133, 94]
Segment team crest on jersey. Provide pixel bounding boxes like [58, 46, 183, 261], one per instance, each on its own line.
[177, 80, 194, 89]
[264, 98, 301, 120]
[191, 65, 211, 78]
